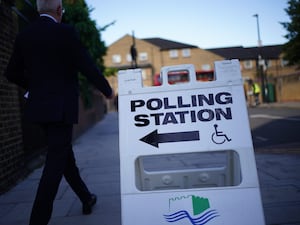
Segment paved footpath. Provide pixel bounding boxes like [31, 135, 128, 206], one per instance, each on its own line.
[0, 112, 300, 225]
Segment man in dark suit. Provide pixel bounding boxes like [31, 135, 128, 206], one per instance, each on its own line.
[4, 0, 114, 224]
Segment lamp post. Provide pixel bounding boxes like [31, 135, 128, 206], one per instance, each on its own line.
[253, 14, 267, 103]
[253, 14, 262, 47]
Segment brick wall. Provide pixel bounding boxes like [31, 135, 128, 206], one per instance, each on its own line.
[73, 91, 108, 139]
[275, 72, 300, 102]
[0, 0, 25, 194]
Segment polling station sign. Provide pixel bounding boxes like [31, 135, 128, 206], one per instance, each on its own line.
[131, 91, 233, 147]
[118, 60, 265, 225]
[118, 63, 252, 153]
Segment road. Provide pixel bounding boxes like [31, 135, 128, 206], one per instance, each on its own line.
[248, 107, 300, 153]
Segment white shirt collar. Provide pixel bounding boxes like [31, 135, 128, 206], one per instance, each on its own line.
[40, 14, 58, 23]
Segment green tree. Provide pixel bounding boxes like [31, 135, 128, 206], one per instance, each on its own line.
[15, 0, 38, 30]
[62, 0, 107, 107]
[63, 0, 106, 72]
[281, 0, 300, 66]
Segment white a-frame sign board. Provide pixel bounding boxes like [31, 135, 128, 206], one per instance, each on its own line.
[118, 60, 265, 225]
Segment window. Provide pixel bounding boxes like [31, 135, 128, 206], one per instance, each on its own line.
[266, 60, 272, 68]
[112, 54, 121, 64]
[126, 54, 132, 62]
[139, 52, 148, 61]
[169, 50, 178, 58]
[243, 60, 253, 69]
[182, 48, 191, 57]
[201, 64, 211, 71]
[281, 59, 288, 67]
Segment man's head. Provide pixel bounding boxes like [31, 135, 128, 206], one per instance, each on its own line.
[36, 0, 64, 22]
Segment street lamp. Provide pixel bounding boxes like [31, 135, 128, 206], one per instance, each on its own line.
[253, 14, 267, 103]
[253, 14, 262, 47]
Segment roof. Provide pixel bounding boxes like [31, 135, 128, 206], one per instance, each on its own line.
[143, 38, 198, 50]
[207, 45, 283, 60]
[142, 37, 282, 59]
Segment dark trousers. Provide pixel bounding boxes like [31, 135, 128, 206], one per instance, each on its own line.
[254, 93, 260, 105]
[29, 122, 91, 225]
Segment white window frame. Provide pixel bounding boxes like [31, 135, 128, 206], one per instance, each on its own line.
[126, 54, 132, 62]
[112, 54, 121, 64]
[201, 64, 211, 71]
[139, 52, 148, 61]
[182, 48, 191, 58]
[266, 60, 272, 68]
[243, 60, 253, 69]
[281, 59, 289, 67]
[169, 50, 178, 58]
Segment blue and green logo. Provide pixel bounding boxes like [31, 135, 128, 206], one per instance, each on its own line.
[164, 195, 219, 225]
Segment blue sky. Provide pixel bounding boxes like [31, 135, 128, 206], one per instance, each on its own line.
[85, 0, 289, 48]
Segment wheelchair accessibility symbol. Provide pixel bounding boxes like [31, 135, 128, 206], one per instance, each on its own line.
[211, 124, 232, 144]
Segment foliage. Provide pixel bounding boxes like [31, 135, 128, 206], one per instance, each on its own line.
[104, 67, 118, 77]
[62, 0, 106, 72]
[15, 0, 38, 30]
[281, 0, 300, 66]
[62, 0, 107, 108]
[14, 0, 113, 108]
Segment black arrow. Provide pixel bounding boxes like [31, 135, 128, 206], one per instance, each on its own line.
[140, 129, 200, 148]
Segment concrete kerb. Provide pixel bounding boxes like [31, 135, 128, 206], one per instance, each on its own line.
[259, 101, 300, 109]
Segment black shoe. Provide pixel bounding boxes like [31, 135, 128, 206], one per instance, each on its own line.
[82, 194, 97, 215]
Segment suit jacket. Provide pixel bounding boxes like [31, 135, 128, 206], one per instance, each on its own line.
[5, 16, 113, 124]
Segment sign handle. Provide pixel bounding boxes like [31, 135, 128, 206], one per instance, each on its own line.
[160, 64, 196, 86]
